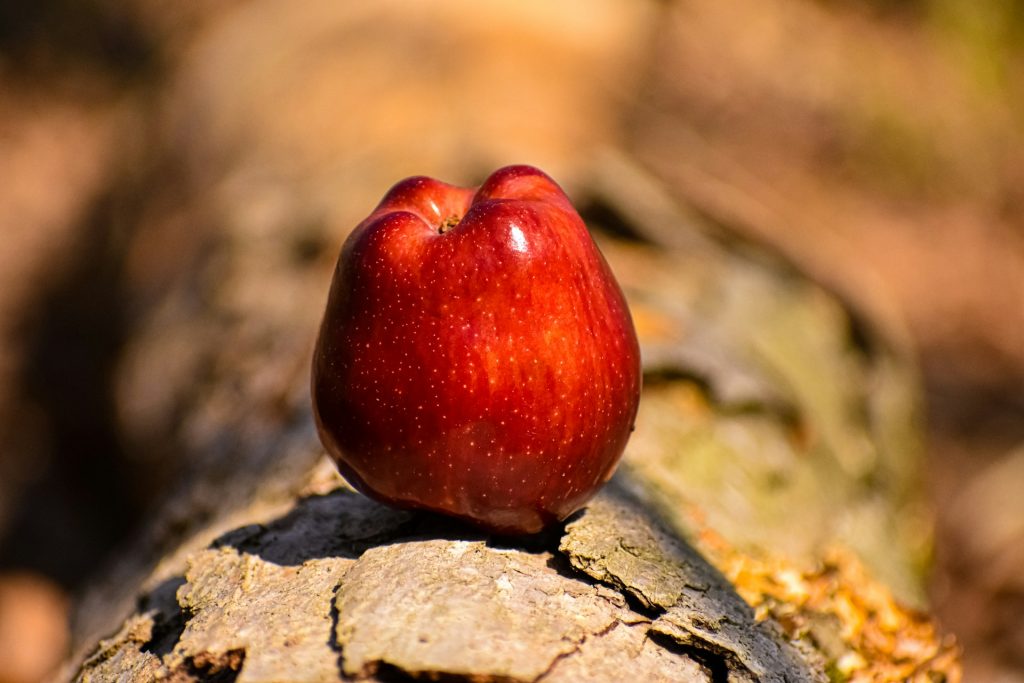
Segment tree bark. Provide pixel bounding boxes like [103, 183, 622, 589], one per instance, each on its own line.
[59, 150, 958, 682]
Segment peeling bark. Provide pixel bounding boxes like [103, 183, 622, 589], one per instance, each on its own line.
[73, 482, 823, 683]
[561, 487, 821, 682]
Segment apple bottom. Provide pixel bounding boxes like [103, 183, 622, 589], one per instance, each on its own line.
[327, 445, 618, 536]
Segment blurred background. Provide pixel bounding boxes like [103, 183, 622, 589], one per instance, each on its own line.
[0, 1, 1020, 681]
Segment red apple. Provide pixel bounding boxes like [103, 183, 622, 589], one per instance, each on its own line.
[312, 165, 641, 533]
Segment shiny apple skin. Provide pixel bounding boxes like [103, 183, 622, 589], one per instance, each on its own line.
[312, 165, 641, 534]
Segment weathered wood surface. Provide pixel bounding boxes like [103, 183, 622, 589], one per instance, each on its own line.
[76, 479, 821, 683]
[63, 153, 953, 681]
[57, 3, 958, 681]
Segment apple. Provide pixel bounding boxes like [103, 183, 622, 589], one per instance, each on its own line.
[312, 165, 641, 534]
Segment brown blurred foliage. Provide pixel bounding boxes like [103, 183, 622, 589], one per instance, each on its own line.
[0, 1, 1020, 681]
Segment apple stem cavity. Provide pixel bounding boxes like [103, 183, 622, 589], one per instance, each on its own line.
[438, 214, 461, 234]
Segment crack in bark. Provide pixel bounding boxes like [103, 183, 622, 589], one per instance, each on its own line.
[648, 631, 730, 683]
[166, 648, 246, 683]
[328, 580, 345, 678]
[534, 620, 624, 683]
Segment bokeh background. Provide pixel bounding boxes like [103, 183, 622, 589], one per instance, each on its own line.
[0, 1, 1021, 681]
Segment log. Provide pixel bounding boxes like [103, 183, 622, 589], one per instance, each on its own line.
[60, 153, 958, 682]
